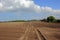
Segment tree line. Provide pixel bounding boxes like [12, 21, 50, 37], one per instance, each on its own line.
[1, 16, 59, 23]
[41, 16, 60, 23]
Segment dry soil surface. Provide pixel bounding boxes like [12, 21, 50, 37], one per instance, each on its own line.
[0, 22, 60, 40]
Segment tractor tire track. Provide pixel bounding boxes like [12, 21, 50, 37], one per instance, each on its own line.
[19, 23, 31, 40]
[34, 28, 46, 40]
[19, 23, 46, 40]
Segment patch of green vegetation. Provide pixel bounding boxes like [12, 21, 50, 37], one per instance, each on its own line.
[47, 16, 56, 22]
[41, 16, 60, 23]
[7, 20, 39, 22]
[8, 20, 27, 22]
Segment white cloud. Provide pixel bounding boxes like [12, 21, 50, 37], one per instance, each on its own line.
[0, 3, 3, 10]
[0, 0, 60, 14]
[0, 3, 3, 7]
[53, 10, 60, 14]
[41, 7, 52, 12]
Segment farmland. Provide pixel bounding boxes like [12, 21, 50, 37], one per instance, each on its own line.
[0, 22, 60, 40]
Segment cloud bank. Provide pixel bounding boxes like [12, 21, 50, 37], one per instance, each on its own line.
[0, 0, 60, 14]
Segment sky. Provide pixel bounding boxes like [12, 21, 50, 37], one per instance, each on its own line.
[0, 0, 60, 21]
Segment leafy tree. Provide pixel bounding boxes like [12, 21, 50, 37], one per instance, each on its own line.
[47, 16, 55, 22]
[56, 19, 60, 23]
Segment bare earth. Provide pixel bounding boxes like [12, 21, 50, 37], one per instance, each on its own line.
[0, 22, 60, 40]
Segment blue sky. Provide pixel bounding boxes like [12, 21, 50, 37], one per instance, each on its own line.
[0, 0, 60, 21]
[34, 0, 60, 9]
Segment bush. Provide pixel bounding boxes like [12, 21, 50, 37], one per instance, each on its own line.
[55, 19, 60, 23]
[41, 19, 47, 22]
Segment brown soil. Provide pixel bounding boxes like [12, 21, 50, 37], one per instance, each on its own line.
[0, 22, 60, 40]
